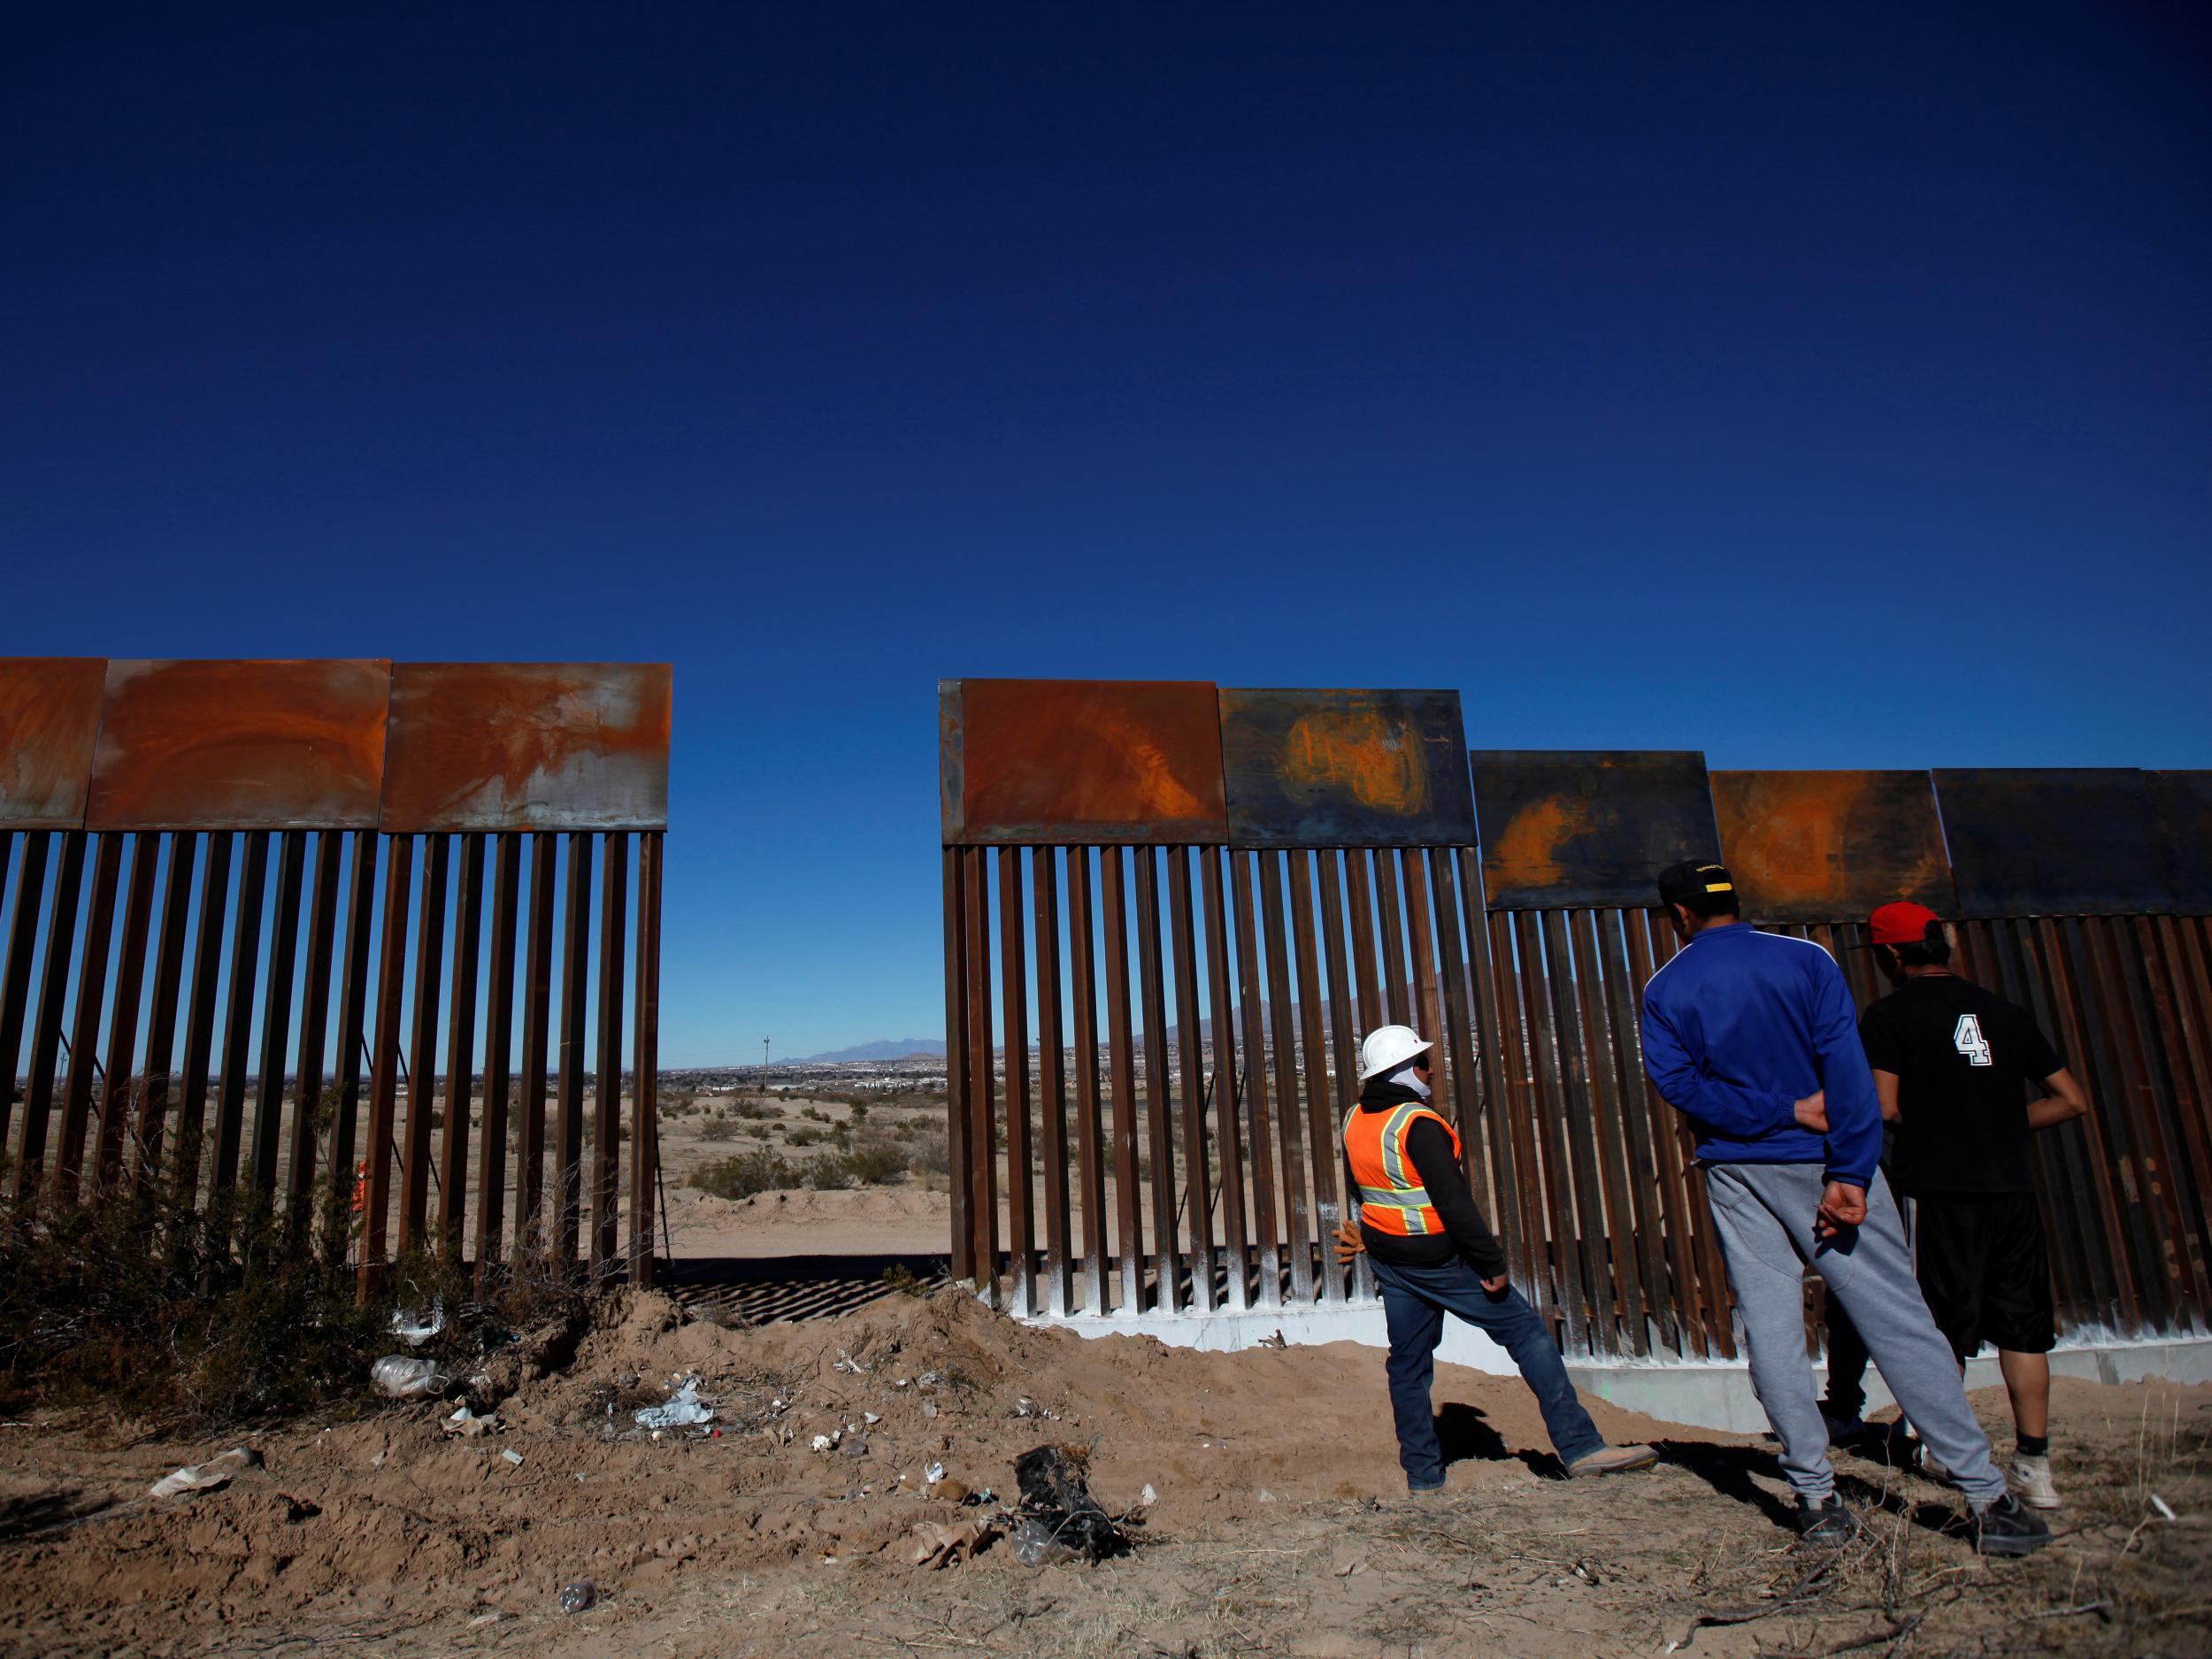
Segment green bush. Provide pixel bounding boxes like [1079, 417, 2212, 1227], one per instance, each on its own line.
[688, 1151, 799, 1200]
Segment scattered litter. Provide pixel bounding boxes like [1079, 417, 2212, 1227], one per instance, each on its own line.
[502, 1449, 525, 1467]
[557, 1580, 597, 1613]
[150, 1448, 262, 1500]
[833, 1351, 870, 1374]
[1140, 1483, 1158, 1506]
[388, 1297, 446, 1347]
[2152, 1493, 2178, 1521]
[370, 1356, 449, 1400]
[909, 1519, 992, 1569]
[1010, 1445, 1131, 1565]
[922, 1401, 940, 1420]
[864, 1411, 881, 1425]
[917, 1370, 943, 1386]
[810, 1434, 835, 1454]
[443, 1404, 500, 1439]
[893, 1378, 910, 1389]
[635, 1377, 713, 1430]
[1257, 1487, 1276, 1503]
[925, 1460, 946, 1484]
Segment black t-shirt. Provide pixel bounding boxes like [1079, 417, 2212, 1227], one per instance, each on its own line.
[1858, 975, 2063, 1196]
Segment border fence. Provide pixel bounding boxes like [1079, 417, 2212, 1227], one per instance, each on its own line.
[0, 658, 670, 1289]
[940, 679, 2212, 1359]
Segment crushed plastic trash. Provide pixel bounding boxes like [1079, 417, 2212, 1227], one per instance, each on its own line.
[1011, 1445, 1130, 1564]
[557, 1580, 597, 1613]
[388, 1297, 446, 1347]
[634, 1377, 713, 1430]
[810, 1434, 835, 1454]
[864, 1411, 881, 1425]
[503, 1449, 525, 1466]
[924, 1460, 947, 1485]
[2152, 1493, 2179, 1521]
[1140, 1483, 1158, 1506]
[1010, 1515, 1074, 1567]
[833, 1351, 870, 1374]
[149, 1447, 262, 1499]
[370, 1356, 449, 1400]
[443, 1404, 500, 1439]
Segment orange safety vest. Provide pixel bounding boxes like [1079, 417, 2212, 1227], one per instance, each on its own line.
[1343, 1101, 1463, 1237]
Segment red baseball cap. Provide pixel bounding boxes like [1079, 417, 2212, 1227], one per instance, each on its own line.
[1868, 901, 1945, 946]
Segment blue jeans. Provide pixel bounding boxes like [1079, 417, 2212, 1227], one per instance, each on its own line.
[1370, 1254, 1605, 1490]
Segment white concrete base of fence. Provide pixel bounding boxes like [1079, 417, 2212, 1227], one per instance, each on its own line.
[1022, 1297, 2212, 1435]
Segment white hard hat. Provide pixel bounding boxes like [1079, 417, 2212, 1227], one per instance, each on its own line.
[1358, 1024, 1432, 1080]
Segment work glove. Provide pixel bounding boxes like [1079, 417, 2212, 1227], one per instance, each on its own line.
[1333, 1217, 1365, 1264]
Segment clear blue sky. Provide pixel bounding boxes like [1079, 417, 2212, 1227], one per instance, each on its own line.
[4, 5, 2206, 1064]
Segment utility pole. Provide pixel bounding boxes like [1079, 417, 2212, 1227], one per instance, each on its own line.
[762, 1036, 771, 1076]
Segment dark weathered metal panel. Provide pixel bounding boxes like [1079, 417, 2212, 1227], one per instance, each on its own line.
[86, 660, 390, 831]
[1473, 750, 1717, 911]
[1713, 770, 1955, 924]
[1936, 769, 2169, 918]
[941, 680, 1228, 846]
[1218, 688, 1475, 849]
[0, 659, 106, 829]
[380, 663, 671, 833]
[2152, 772, 2212, 916]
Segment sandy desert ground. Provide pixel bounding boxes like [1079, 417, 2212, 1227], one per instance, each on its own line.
[1, 1283, 2207, 1659]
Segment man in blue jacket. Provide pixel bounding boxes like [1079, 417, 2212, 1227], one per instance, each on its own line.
[1639, 860, 2047, 1556]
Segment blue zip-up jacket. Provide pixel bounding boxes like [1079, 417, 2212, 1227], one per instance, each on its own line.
[1638, 921, 1883, 1187]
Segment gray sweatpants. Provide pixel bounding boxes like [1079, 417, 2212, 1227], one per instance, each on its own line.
[1706, 1162, 2005, 1507]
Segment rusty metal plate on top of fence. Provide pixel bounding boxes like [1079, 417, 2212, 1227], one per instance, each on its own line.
[1934, 769, 2169, 918]
[1218, 687, 1474, 849]
[1471, 750, 1717, 910]
[380, 663, 672, 831]
[86, 660, 392, 830]
[2150, 772, 2212, 914]
[0, 658, 107, 828]
[941, 679, 1228, 845]
[1712, 770, 1955, 924]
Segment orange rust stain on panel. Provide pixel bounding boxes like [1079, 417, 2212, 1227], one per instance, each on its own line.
[1715, 770, 1953, 921]
[1279, 709, 1429, 817]
[380, 663, 672, 831]
[87, 660, 390, 830]
[0, 658, 107, 828]
[1491, 795, 1594, 888]
[956, 680, 1226, 841]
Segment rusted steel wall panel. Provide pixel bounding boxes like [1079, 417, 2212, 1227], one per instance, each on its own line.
[87, 660, 390, 831]
[380, 663, 671, 833]
[1217, 688, 1475, 849]
[2153, 772, 2212, 916]
[0, 659, 106, 829]
[1936, 768, 2170, 918]
[1713, 770, 1955, 924]
[1471, 750, 1717, 910]
[940, 679, 1228, 846]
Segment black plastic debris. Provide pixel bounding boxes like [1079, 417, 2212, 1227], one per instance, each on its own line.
[557, 1580, 597, 1613]
[1011, 1445, 1131, 1564]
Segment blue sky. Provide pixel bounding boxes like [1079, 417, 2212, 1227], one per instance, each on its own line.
[4, 4, 2206, 1063]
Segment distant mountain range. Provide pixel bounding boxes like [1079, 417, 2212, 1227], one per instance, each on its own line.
[795, 1039, 949, 1063]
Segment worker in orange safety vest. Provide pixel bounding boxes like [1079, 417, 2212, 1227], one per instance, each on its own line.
[1337, 1024, 1657, 1494]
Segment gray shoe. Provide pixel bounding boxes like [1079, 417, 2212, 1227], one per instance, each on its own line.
[2011, 1454, 2062, 1509]
[1794, 1494, 1858, 1546]
[1568, 1443, 1658, 1478]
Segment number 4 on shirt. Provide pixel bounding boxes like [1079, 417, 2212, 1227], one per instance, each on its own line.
[1954, 1012, 1993, 1067]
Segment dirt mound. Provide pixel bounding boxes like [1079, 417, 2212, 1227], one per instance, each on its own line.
[0, 1287, 1678, 1649]
[4, 1294, 2207, 1658]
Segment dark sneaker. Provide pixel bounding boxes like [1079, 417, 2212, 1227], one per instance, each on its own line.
[1794, 1494, 1858, 1545]
[1968, 1493, 2051, 1557]
[1567, 1443, 1658, 1478]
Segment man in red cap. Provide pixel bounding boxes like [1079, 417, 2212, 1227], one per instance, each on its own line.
[1855, 901, 2090, 1509]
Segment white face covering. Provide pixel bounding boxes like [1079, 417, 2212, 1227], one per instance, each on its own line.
[1387, 1059, 1432, 1100]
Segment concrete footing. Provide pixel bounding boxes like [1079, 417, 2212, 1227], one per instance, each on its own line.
[1025, 1298, 2212, 1433]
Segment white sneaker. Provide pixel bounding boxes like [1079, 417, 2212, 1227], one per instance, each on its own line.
[1916, 1447, 1953, 1484]
[2012, 1453, 2062, 1509]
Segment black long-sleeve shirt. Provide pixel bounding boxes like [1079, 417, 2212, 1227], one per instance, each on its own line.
[1349, 1082, 1508, 1279]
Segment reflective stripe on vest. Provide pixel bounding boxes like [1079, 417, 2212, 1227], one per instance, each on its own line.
[1342, 1101, 1462, 1238]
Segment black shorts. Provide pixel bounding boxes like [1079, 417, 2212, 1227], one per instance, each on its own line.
[1911, 1191, 2056, 1359]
